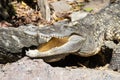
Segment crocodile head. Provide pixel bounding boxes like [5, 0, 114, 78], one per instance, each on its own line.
[26, 22, 86, 59]
[26, 22, 101, 62]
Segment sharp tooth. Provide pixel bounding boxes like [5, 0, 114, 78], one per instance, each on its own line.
[51, 34, 54, 37]
[38, 33, 52, 42]
[44, 37, 47, 40]
[46, 37, 51, 42]
[51, 34, 65, 39]
[58, 36, 62, 39]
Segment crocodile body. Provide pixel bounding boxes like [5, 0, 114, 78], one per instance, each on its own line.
[26, 1, 120, 63]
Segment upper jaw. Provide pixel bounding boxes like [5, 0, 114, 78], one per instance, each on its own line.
[37, 27, 76, 43]
[37, 21, 79, 40]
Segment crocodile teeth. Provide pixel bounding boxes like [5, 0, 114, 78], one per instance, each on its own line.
[44, 37, 51, 42]
[51, 34, 64, 39]
[51, 34, 56, 37]
[58, 36, 63, 39]
[39, 33, 51, 41]
[39, 33, 65, 42]
[46, 38, 51, 42]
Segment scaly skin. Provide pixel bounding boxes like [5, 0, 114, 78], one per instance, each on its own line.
[26, 1, 120, 62]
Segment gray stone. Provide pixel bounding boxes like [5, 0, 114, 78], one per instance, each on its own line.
[70, 11, 88, 21]
[0, 57, 119, 80]
[109, 43, 120, 72]
[104, 41, 117, 49]
[50, 1, 72, 12]
[0, 24, 40, 53]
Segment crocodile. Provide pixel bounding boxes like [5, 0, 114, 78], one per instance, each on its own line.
[0, 1, 119, 71]
[26, 1, 120, 63]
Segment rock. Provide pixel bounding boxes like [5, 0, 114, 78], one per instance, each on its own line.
[0, 57, 120, 80]
[0, 24, 40, 53]
[109, 43, 120, 72]
[104, 41, 117, 49]
[70, 11, 88, 21]
[0, 24, 42, 63]
[50, 1, 72, 12]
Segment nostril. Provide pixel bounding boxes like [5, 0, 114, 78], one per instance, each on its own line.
[113, 39, 119, 44]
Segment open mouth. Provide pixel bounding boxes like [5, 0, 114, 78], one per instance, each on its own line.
[26, 35, 85, 58]
[38, 37, 69, 52]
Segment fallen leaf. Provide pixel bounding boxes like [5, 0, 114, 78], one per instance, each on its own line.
[83, 7, 93, 12]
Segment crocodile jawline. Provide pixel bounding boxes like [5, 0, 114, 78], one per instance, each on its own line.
[26, 35, 85, 57]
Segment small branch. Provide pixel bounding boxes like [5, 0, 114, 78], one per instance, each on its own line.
[37, 0, 51, 21]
